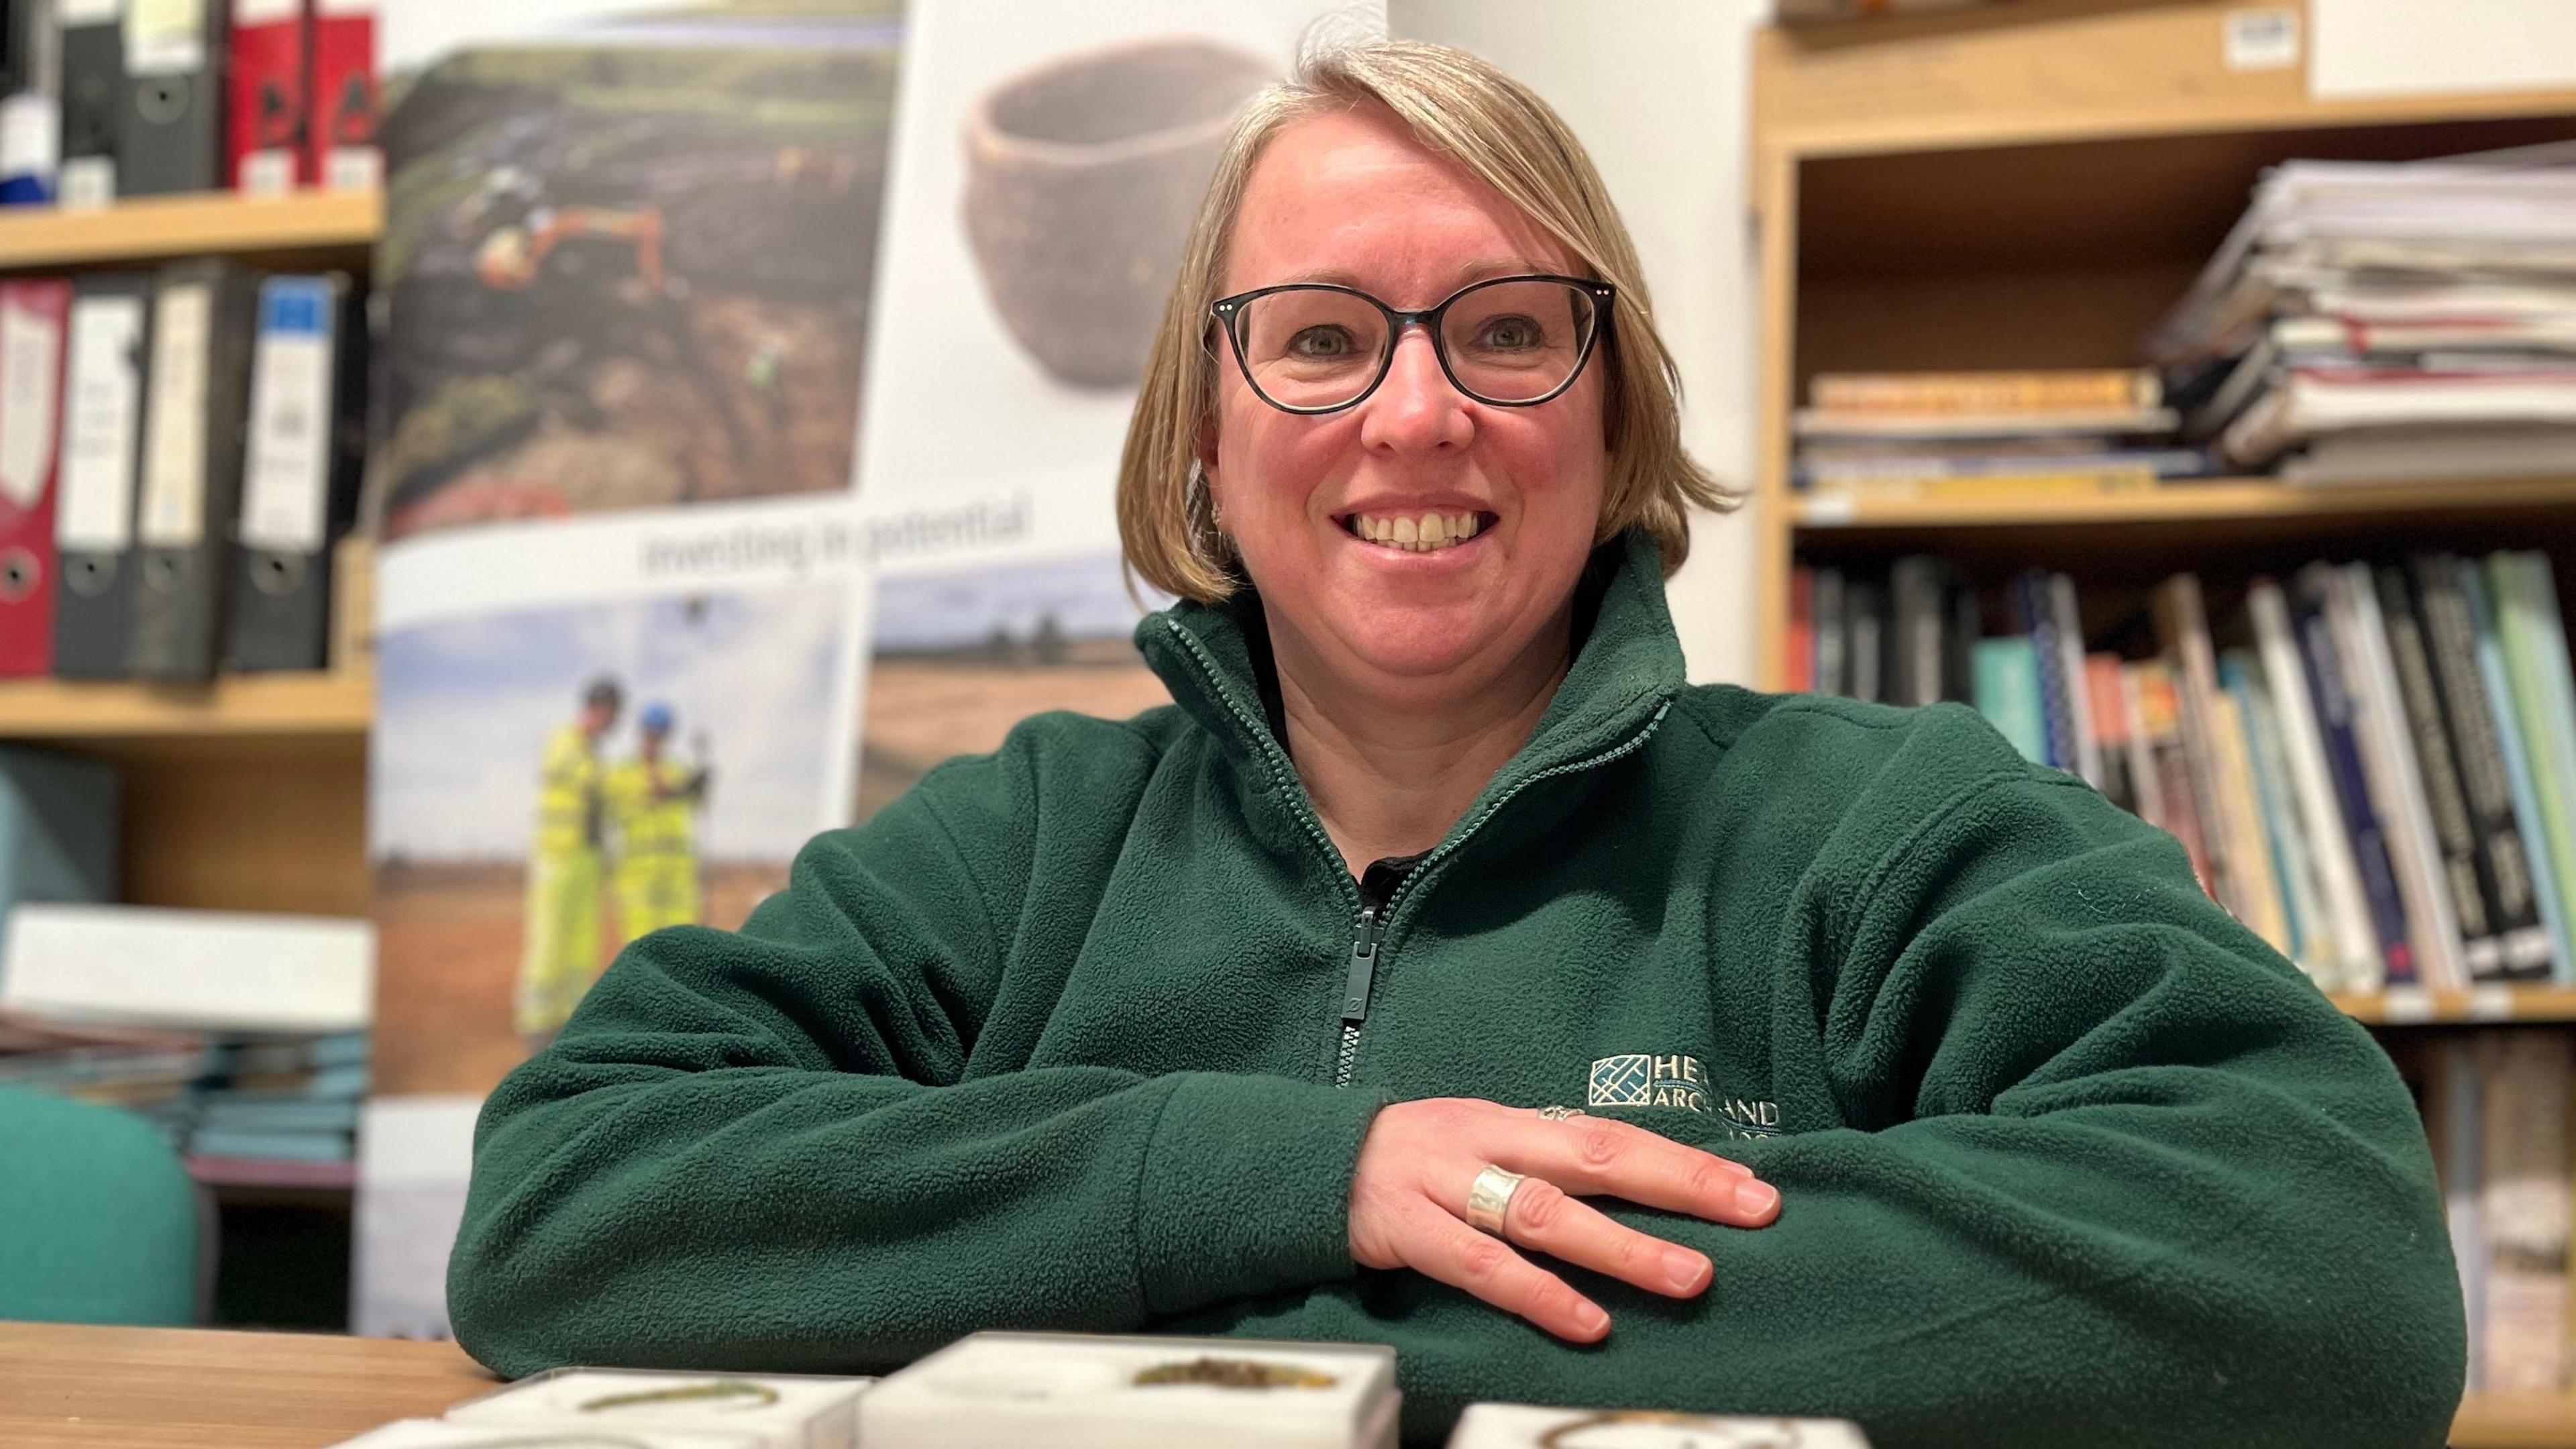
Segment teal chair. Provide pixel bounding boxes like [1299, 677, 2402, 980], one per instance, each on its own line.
[0, 1087, 203, 1324]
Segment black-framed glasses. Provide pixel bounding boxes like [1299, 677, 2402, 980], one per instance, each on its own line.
[1209, 274, 1615, 415]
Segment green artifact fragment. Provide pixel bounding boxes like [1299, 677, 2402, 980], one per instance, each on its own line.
[1130, 1356, 1338, 1390]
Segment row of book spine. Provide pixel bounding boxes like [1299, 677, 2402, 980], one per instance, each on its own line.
[0, 260, 365, 682]
[7, 0, 380, 205]
[1788, 552, 2576, 995]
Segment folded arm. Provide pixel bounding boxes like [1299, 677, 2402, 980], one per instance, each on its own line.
[1187, 761, 2465, 1448]
[447, 723, 1380, 1378]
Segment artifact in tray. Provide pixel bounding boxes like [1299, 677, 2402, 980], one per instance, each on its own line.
[859, 1330, 1399, 1449]
[443, 1367, 872, 1449]
[325, 1419, 770, 1448]
[1447, 1403, 1872, 1448]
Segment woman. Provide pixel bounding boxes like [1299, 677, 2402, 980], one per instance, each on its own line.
[450, 40, 2463, 1446]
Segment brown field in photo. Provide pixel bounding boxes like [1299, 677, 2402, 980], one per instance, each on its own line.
[372, 858, 789, 1097]
[857, 649, 1170, 820]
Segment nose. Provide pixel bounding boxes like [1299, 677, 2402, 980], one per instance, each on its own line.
[1356, 323, 1473, 455]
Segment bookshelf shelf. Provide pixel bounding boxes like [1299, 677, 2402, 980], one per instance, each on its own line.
[0, 190, 382, 271]
[1791, 476, 2576, 531]
[2332, 987, 2576, 1027]
[0, 669, 372, 743]
[2453, 1393, 2576, 1448]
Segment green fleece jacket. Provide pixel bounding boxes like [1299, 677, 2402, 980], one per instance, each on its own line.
[449, 529, 2465, 1447]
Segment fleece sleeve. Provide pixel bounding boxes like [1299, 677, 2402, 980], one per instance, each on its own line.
[444, 722, 1382, 1380]
[1184, 751, 2466, 1448]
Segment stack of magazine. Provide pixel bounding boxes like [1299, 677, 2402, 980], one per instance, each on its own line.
[2149, 158, 2576, 484]
[1791, 368, 2205, 502]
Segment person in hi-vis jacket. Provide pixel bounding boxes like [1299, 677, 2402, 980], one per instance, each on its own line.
[515, 676, 622, 1042]
[606, 701, 710, 943]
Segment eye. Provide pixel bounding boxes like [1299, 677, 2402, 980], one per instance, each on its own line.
[1476, 314, 1544, 350]
[1287, 325, 1358, 359]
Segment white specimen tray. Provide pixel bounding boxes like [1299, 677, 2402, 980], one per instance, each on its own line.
[325, 1419, 771, 1448]
[1448, 1404, 1872, 1448]
[445, 1368, 873, 1449]
[859, 1331, 1400, 1449]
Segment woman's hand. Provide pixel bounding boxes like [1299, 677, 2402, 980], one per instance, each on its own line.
[1346, 1098, 1780, 1343]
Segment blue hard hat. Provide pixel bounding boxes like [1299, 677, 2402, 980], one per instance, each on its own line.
[640, 702, 675, 733]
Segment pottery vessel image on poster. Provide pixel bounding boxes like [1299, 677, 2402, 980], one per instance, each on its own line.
[961, 37, 1274, 388]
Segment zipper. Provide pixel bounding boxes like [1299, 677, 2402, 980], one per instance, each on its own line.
[1336, 904, 1383, 1087]
[1163, 618, 1673, 1091]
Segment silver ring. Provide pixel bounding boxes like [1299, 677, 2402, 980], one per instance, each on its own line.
[1538, 1105, 1586, 1122]
[1464, 1165, 1525, 1236]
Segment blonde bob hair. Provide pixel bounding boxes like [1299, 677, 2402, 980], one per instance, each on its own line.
[1118, 38, 1734, 605]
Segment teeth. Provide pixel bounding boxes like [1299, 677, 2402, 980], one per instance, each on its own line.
[1348, 511, 1487, 551]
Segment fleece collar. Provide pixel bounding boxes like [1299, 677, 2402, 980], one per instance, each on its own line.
[1136, 527, 1686, 814]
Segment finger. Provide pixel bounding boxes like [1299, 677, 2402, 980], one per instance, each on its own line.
[1396, 1195, 1610, 1343]
[1499, 1175, 1712, 1299]
[1499, 1114, 1780, 1227]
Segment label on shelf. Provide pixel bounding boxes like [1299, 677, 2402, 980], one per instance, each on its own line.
[2468, 984, 2516, 1021]
[2224, 7, 2301, 71]
[2381, 987, 2436, 1024]
[55, 157, 113, 210]
[1803, 492, 1856, 526]
[239, 149, 296, 199]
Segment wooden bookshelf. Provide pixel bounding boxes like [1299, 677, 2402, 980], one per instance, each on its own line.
[0, 190, 380, 270]
[0, 195, 386, 922]
[2330, 987, 2576, 1027]
[0, 669, 371, 741]
[1792, 474, 2576, 531]
[1754, 5, 2576, 1442]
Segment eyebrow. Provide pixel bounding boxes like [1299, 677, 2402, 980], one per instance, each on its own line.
[1275, 258, 1561, 301]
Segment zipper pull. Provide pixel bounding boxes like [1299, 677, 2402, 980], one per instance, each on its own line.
[1341, 905, 1382, 1023]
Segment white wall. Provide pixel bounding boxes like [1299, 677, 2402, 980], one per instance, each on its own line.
[1389, 0, 1768, 686]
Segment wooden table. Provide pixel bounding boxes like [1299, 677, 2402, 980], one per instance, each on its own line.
[0, 1322, 496, 1448]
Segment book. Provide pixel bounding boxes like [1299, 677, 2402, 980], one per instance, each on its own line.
[2224, 651, 2333, 981]
[1972, 638, 2047, 765]
[1845, 580, 1885, 704]
[2336, 563, 2467, 990]
[2222, 368, 2576, 467]
[1887, 555, 1950, 708]
[2491, 552, 2576, 969]
[2415, 554, 2558, 979]
[1786, 567, 1815, 693]
[1795, 405, 2180, 441]
[2249, 578, 2382, 991]
[2047, 573, 2101, 790]
[2462, 559, 2575, 985]
[1813, 568, 1846, 697]
[2011, 570, 2078, 775]
[2086, 653, 2139, 815]
[1808, 368, 2159, 415]
[2290, 565, 2417, 985]
[2423, 1039, 2487, 1389]
[2154, 574, 2289, 957]
[2375, 564, 2510, 979]
[2479, 1030, 2571, 1393]
[2131, 660, 2214, 899]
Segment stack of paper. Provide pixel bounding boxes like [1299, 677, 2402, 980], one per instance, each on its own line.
[2148, 160, 2576, 480]
[1791, 368, 2205, 500]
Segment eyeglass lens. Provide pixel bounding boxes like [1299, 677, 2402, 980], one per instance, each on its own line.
[1233, 280, 1599, 410]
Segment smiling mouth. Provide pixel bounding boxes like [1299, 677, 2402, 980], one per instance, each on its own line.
[1336, 509, 1497, 553]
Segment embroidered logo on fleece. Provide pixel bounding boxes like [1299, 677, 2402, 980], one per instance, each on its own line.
[1589, 1053, 1709, 1113]
[1587, 1053, 1782, 1139]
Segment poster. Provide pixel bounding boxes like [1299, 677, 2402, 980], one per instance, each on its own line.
[356, 0, 1379, 1340]
[372, 9, 900, 541]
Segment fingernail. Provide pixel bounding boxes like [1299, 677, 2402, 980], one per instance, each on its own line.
[1735, 1180, 1779, 1218]
[1574, 1301, 1609, 1336]
[1662, 1248, 1708, 1292]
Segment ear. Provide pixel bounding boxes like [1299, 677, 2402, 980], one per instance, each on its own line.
[1193, 413, 1221, 484]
